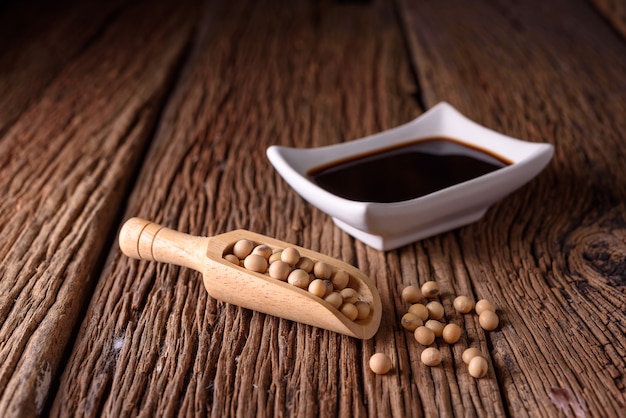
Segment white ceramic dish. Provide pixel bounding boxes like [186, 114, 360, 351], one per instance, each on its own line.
[267, 102, 554, 250]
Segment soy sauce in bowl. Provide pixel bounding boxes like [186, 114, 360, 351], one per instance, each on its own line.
[307, 137, 511, 203]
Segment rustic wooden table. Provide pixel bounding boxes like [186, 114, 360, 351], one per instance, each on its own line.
[1, 0, 625, 416]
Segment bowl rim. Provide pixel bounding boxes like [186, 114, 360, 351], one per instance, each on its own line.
[267, 102, 553, 207]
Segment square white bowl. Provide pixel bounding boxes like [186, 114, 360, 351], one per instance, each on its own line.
[267, 102, 554, 250]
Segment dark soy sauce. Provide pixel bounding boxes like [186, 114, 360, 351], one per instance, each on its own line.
[307, 137, 510, 203]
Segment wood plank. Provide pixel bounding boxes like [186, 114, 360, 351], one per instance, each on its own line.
[51, 0, 421, 416]
[590, 0, 626, 38]
[0, 0, 128, 135]
[0, 0, 198, 416]
[398, 0, 626, 416]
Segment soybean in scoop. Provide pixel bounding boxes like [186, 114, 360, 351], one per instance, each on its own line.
[307, 137, 510, 203]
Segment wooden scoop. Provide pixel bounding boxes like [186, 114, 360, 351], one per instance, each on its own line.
[118, 217, 382, 339]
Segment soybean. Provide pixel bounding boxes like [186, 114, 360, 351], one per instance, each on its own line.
[224, 254, 239, 265]
[324, 292, 343, 309]
[355, 301, 371, 319]
[401, 313, 423, 331]
[332, 269, 350, 290]
[268, 260, 291, 281]
[414, 326, 435, 345]
[340, 303, 359, 321]
[475, 299, 496, 315]
[288, 269, 310, 289]
[479, 310, 499, 331]
[369, 353, 392, 375]
[401, 285, 422, 303]
[313, 261, 333, 280]
[462, 348, 483, 364]
[296, 256, 315, 273]
[269, 250, 283, 264]
[244, 254, 268, 273]
[323, 279, 334, 296]
[233, 239, 254, 259]
[408, 304, 429, 321]
[308, 279, 327, 298]
[354, 300, 371, 319]
[468, 356, 488, 378]
[281, 247, 301, 266]
[426, 301, 445, 320]
[453, 296, 474, 314]
[252, 244, 272, 260]
[421, 347, 442, 366]
[421, 281, 440, 298]
[340, 288, 358, 304]
[442, 323, 462, 344]
[425, 320, 444, 337]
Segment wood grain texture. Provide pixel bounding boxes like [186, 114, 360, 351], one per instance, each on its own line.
[0, 0, 128, 135]
[3, 0, 625, 416]
[590, 0, 626, 38]
[51, 0, 418, 416]
[398, 0, 626, 416]
[0, 0, 197, 415]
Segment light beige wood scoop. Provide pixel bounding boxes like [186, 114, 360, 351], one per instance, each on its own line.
[118, 217, 382, 339]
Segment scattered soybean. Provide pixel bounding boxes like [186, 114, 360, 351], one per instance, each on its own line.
[479, 310, 499, 331]
[369, 353, 392, 374]
[421, 281, 440, 298]
[475, 299, 496, 315]
[442, 323, 462, 344]
[399, 285, 501, 379]
[414, 326, 436, 345]
[453, 296, 474, 314]
[462, 348, 483, 364]
[401, 313, 423, 331]
[426, 301, 445, 320]
[425, 320, 444, 337]
[401, 285, 422, 303]
[408, 304, 429, 321]
[421, 347, 442, 366]
[468, 356, 488, 378]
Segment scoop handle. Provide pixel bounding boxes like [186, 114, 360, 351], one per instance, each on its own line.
[118, 217, 208, 272]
